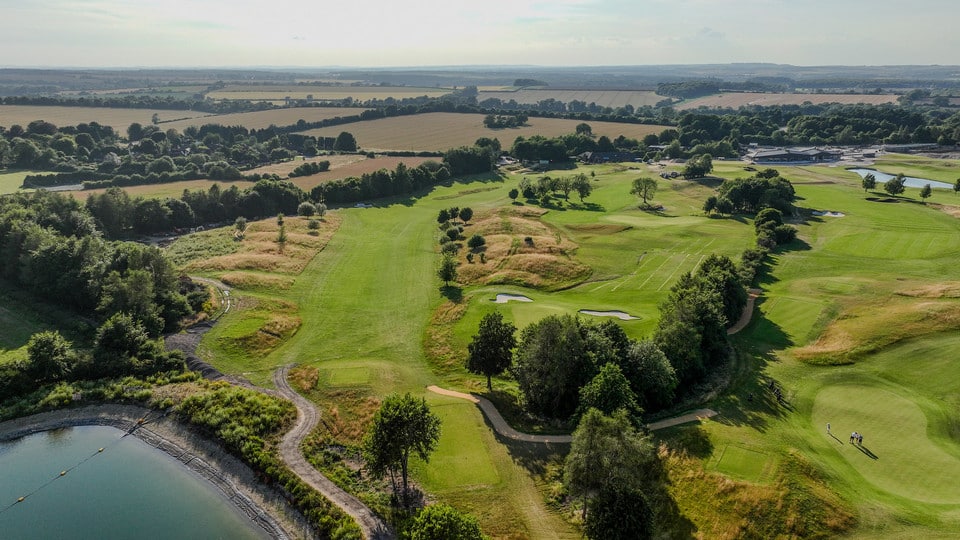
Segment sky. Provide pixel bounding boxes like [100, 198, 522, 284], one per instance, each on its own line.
[2, 0, 958, 68]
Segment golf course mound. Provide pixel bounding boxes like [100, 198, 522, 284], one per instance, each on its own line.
[811, 384, 960, 504]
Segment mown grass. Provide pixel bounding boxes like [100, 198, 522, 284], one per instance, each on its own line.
[166, 156, 960, 538]
[0, 170, 35, 195]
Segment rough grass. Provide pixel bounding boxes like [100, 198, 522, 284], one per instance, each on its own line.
[0, 105, 212, 131]
[0, 171, 36, 195]
[454, 207, 591, 291]
[202, 297, 301, 372]
[181, 214, 341, 276]
[219, 272, 295, 291]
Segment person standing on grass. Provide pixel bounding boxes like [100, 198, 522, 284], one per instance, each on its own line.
[827, 422, 831, 434]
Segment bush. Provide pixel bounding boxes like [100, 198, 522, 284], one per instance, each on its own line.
[308, 219, 321, 230]
[467, 234, 486, 251]
[440, 241, 459, 255]
[445, 228, 460, 241]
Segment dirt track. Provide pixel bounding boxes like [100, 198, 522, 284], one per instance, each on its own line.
[273, 365, 394, 540]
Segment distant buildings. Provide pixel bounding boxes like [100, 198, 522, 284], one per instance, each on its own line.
[747, 147, 842, 164]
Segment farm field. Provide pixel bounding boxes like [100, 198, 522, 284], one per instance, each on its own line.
[477, 88, 664, 108]
[160, 106, 370, 131]
[0, 171, 35, 195]
[207, 85, 451, 102]
[0, 105, 212, 131]
[675, 92, 899, 110]
[299, 112, 670, 152]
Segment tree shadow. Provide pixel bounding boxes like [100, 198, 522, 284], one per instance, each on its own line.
[439, 285, 463, 303]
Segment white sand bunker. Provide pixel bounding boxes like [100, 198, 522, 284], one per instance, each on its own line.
[811, 210, 845, 217]
[579, 309, 640, 320]
[493, 294, 533, 303]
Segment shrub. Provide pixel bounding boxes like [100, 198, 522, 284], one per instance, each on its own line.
[467, 234, 486, 251]
[297, 201, 317, 216]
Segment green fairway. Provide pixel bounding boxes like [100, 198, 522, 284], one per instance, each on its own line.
[182, 158, 960, 538]
[0, 171, 34, 195]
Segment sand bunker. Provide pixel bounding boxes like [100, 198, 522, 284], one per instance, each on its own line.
[812, 210, 846, 217]
[579, 309, 640, 320]
[493, 294, 533, 303]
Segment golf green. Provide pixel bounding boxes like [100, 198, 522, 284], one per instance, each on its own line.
[812, 384, 960, 504]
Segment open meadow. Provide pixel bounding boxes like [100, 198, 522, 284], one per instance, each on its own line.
[299, 112, 670, 152]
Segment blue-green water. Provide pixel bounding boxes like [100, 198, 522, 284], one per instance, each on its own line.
[0, 426, 267, 540]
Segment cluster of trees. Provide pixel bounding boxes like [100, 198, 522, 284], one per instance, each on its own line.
[483, 114, 528, 128]
[657, 80, 721, 99]
[0, 190, 204, 400]
[682, 153, 714, 179]
[653, 255, 746, 386]
[467, 313, 679, 424]
[710, 169, 797, 214]
[517, 173, 593, 204]
[288, 160, 331, 178]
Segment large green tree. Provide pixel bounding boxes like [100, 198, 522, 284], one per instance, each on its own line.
[512, 314, 595, 419]
[617, 340, 678, 410]
[26, 330, 75, 382]
[862, 173, 877, 192]
[584, 486, 654, 540]
[630, 177, 658, 206]
[564, 409, 658, 512]
[577, 363, 643, 422]
[466, 312, 516, 390]
[884, 173, 906, 196]
[363, 393, 441, 506]
[333, 131, 358, 152]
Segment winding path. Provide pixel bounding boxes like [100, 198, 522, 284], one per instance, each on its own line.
[274, 365, 394, 540]
[427, 386, 717, 443]
[728, 288, 762, 335]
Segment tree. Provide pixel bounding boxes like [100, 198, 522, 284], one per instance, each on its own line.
[93, 312, 150, 374]
[564, 409, 658, 513]
[754, 207, 783, 234]
[920, 183, 932, 202]
[617, 340, 678, 410]
[297, 201, 316, 216]
[584, 486, 654, 540]
[438, 254, 458, 286]
[862, 173, 877, 192]
[512, 314, 594, 419]
[467, 234, 486, 252]
[577, 363, 643, 421]
[954, 178, 960, 196]
[458, 207, 473, 223]
[363, 393, 441, 506]
[630, 177, 658, 206]
[411, 504, 486, 540]
[466, 312, 517, 390]
[683, 153, 713, 178]
[508, 188, 519, 201]
[884, 173, 906, 196]
[26, 330, 74, 382]
[715, 197, 734, 216]
[234, 216, 248, 239]
[437, 209, 450, 224]
[572, 173, 592, 202]
[703, 195, 718, 215]
[575, 123, 593, 136]
[333, 131, 358, 152]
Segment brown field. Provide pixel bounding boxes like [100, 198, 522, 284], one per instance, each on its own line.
[68, 155, 433, 200]
[71, 179, 252, 201]
[285, 156, 436, 191]
[0, 105, 213, 131]
[478, 89, 663, 109]
[207, 85, 450, 102]
[676, 92, 899, 110]
[299, 112, 671, 152]
[161, 107, 370, 131]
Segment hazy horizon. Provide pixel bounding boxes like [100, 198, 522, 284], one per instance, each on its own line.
[3, 0, 958, 69]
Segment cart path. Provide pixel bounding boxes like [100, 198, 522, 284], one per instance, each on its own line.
[274, 365, 394, 540]
[728, 288, 762, 335]
[426, 386, 717, 443]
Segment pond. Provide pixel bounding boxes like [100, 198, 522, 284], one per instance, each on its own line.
[848, 168, 954, 190]
[0, 426, 267, 540]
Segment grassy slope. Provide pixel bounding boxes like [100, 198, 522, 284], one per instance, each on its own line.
[206, 192, 577, 539]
